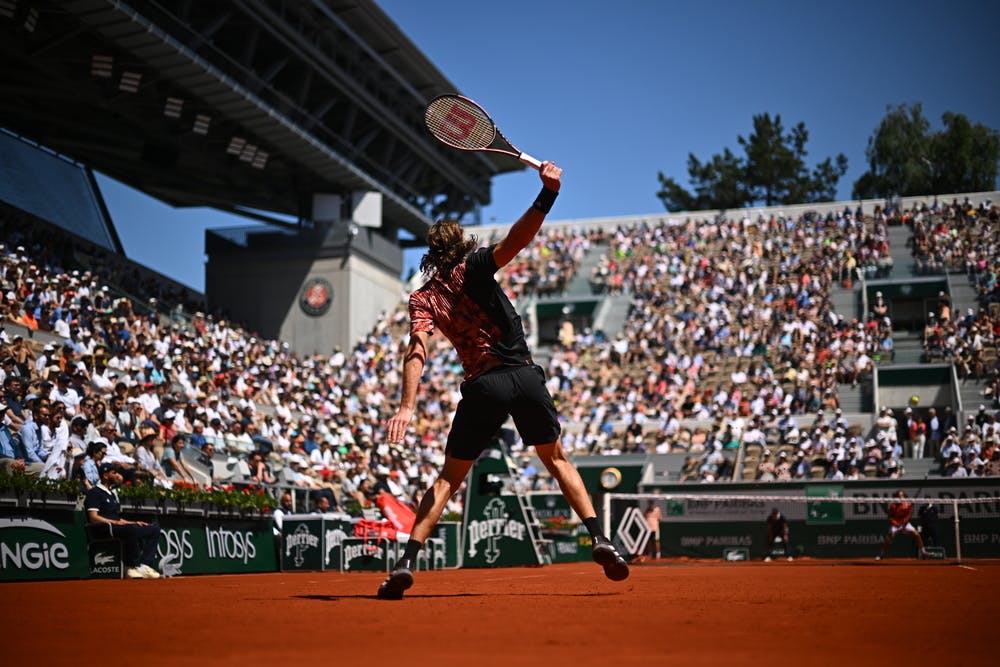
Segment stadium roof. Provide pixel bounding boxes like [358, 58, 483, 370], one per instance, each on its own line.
[0, 0, 518, 239]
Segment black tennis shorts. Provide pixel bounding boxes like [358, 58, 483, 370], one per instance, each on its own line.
[446, 363, 561, 460]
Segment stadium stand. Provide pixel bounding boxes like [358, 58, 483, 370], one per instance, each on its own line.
[2, 190, 999, 521]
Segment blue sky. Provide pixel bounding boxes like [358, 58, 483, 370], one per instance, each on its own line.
[102, 0, 1000, 291]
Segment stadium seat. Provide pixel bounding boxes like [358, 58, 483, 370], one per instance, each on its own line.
[179, 446, 213, 486]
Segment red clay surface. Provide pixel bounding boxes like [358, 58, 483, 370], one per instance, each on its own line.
[4, 559, 997, 666]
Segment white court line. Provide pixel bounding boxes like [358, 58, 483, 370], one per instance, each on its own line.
[958, 565, 979, 572]
[479, 574, 549, 582]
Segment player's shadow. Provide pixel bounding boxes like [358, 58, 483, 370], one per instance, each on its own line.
[295, 592, 621, 601]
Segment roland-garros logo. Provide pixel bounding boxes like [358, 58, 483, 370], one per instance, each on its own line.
[299, 277, 334, 317]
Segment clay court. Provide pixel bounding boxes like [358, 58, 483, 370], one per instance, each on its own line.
[5, 559, 996, 666]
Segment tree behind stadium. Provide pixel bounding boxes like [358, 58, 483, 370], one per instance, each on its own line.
[656, 112, 848, 212]
[852, 103, 1000, 199]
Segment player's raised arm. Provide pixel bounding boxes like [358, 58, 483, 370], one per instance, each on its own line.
[492, 161, 562, 269]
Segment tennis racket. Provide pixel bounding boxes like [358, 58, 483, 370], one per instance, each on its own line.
[424, 94, 542, 170]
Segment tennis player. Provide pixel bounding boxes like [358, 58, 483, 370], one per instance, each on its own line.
[377, 161, 628, 599]
[876, 490, 928, 560]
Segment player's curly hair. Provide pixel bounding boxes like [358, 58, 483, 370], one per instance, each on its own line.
[419, 219, 477, 276]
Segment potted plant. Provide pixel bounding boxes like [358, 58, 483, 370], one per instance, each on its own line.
[0, 471, 81, 507]
[117, 481, 168, 513]
[540, 515, 579, 538]
[0, 470, 275, 518]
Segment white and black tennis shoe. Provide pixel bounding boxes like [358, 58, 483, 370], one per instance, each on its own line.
[377, 558, 414, 600]
[592, 537, 629, 581]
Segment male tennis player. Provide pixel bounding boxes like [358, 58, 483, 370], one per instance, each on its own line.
[875, 490, 928, 560]
[377, 161, 628, 599]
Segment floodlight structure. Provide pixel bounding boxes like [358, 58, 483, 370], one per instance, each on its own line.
[238, 143, 257, 164]
[164, 97, 183, 119]
[118, 70, 141, 93]
[192, 114, 211, 135]
[90, 54, 113, 78]
[225, 136, 246, 156]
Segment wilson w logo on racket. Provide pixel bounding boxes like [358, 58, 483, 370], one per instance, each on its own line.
[424, 94, 542, 170]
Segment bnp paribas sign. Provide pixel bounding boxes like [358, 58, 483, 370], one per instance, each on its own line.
[0, 513, 89, 581]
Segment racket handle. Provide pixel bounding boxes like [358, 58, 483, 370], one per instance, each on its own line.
[518, 152, 542, 170]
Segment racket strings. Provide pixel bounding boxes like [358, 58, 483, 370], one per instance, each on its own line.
[425, 97, 496, 150]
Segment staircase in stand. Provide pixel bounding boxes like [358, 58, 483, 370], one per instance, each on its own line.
[887, 225, 918, 276]
[890, 331, 926, 366]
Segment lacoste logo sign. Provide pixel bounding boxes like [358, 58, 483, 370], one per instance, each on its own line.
[94, 553, 116, 566]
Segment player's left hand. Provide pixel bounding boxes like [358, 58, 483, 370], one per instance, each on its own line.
[385, 408, 413, 443]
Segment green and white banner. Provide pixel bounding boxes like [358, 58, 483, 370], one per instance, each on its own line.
[0, 510, 89, 581]
[461, 447, 543, 568]
[280, 514, 354, 572]
[625, 480, 1000, 559]
[155, 516, 276, 576]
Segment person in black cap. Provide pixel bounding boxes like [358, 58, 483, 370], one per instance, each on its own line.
[765, 507, 792, 561]
[917, 501, 939, 548]
[84, 462, 162, 579]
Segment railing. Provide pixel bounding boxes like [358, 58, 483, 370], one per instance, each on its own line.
[951, 361, 965, 420]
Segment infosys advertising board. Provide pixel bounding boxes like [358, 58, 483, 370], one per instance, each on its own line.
[155, 516, 276, 576]
[1, 510, 277, 580]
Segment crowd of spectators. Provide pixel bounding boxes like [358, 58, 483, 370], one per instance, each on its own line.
[908, 200, 1000, 477]
[0, 210, 455, 514]
[908, 200, 1000, 384]
[936, 405, 1000, 477]
[548, 202, 1000, 481]
[909, 197, 999, 278]
[3, 194, 999, 505]
[484, 225, 609, 299]
[665, 401, 1000, 484]
[545, 209, 894, 466]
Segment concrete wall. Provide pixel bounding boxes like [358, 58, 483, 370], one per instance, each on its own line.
[277, 257, 351, 356]
[880, 384, 953, 408]
[205, 223, 402, 355]
[346, 253, 405, 346]
[275, 253, 402, 355]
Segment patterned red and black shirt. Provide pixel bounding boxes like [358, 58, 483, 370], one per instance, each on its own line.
[409, 245, 531, 380]
[888, 501, 912, 527]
